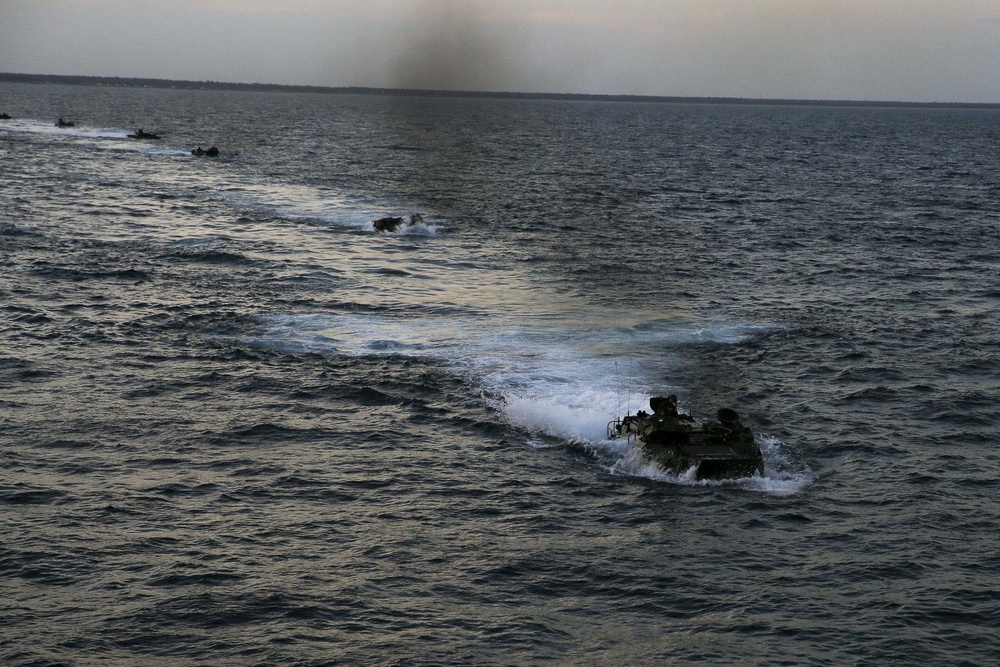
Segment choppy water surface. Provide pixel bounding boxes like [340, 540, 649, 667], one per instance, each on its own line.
[2, 83, 999, 665]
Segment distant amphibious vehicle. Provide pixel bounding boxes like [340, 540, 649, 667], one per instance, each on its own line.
[372, 213, 424, 232]
[609, 395, 764, 480]
[127, 129, 161, 140]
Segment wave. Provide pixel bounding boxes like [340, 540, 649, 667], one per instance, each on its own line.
[248, 312, 771, 417]
[244, 310, 806, 493]
[1, 117, 443, 228]
[0, 117, 130, 139]
[219, 181, 444, 234]
[0, 117, 191, 156]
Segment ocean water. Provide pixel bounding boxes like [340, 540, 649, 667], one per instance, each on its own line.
[2, 82, 999, 666]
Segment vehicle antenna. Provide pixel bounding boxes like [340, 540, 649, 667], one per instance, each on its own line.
[626, 356, 635, 417]
[615, 361, 621, 421]
[625, 354, 634, 416]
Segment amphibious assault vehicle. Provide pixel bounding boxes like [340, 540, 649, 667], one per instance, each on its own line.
[609, 395, 764, 480]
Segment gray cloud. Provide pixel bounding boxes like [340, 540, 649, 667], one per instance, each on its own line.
[2, 1, 1000, 102]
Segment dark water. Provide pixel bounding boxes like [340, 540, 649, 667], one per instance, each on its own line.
[2, 83, 999, 665]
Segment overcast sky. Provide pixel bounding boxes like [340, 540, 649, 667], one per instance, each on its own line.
[2, 0, 999, 102]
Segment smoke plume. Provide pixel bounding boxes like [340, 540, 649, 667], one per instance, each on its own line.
[391, 1, 515, 92]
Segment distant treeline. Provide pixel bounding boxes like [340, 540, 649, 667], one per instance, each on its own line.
[2, 72, 998, 109]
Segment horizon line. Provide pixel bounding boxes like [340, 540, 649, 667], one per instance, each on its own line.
[2, 72, 999, 110]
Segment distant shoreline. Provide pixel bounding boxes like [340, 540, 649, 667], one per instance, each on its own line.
[2, 72, 998, 110]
